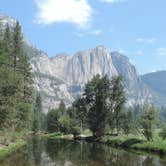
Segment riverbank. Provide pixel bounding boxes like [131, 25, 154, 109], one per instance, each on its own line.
[0, 140, 27, 160]
[79, 135, 166, 155]
[46, 132, 166, 156]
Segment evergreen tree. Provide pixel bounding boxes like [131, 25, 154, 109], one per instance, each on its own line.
[59, 100, 66, 114]
[0, 22, 34, 137]
[12, 21, 22, 70]
[0, 25, 16, 130]
[32, 93, 43, 133]
[12, 22, 34, 131]
[1, 24, 13, 64]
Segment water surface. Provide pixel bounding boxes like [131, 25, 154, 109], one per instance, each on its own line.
[0, 137, 166, 166]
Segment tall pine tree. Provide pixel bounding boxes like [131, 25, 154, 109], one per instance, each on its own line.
[0, 25, 16, 130]
[0, 22, 34, 136]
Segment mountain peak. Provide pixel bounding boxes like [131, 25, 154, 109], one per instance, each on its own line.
[111, 51, 129, 61]
[95, 45, 109, 50]
[94, 45, 110, 54]
[0, 14, 17, 28]
[51, 53, 71, 60]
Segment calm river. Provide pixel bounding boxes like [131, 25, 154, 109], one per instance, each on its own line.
[0, 137, 166, 166]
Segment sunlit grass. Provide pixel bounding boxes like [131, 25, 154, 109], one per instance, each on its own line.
[0, 141, 27, 160]
[99, 131, 166, 155]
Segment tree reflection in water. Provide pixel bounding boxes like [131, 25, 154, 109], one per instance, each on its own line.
[0, 137, 166, 166]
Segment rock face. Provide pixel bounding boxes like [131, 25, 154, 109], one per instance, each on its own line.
[28, 46, 156, 112]
[0, 14, 16, 31]
[0, 14, 161, 112]
[29, 46, 119, 111]
[111, 52, 154, 106]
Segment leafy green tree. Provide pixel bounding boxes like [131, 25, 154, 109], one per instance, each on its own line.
[138, 106, 158, 141]
[67, 106, 81, 137]
[58, 114, 72, 134]
[46, 100, 83, 136]
[72, 98, 87, 134]
[109, 76, 126, 135]
[122, 108, 134, 135]
[84, 75, 110, 137]
[47, 101, 67, 132]
[47, 109, 61, 132]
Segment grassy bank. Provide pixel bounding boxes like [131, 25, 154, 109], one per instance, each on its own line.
[45, 131, 166, 156]
[92, 134, 166, 155]
[0, 140, 27, 160]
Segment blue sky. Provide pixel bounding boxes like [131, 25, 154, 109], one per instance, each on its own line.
[0, 0, 166, 74]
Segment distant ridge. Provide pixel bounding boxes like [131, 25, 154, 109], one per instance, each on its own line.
[141, 71, 166, 102]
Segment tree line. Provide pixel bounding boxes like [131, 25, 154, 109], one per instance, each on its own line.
[45, 74, 165, 141]
[44, 75, 129, 137]
[0, 22, 34, 142]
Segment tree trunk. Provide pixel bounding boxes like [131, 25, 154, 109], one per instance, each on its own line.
[80, 120, 83, 134]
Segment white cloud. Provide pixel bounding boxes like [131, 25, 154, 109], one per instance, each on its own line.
[136, 37, 157, 44]
[99, 0, 127, 3]
[35, 0, 93, 27]
[156, 48, 166, 57]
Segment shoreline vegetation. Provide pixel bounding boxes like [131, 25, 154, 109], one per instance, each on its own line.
[43, 75, 166, 158]
[46, 132, 166, 156]
[1, 131, 166, 161]
[0, 140, 27, 160]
